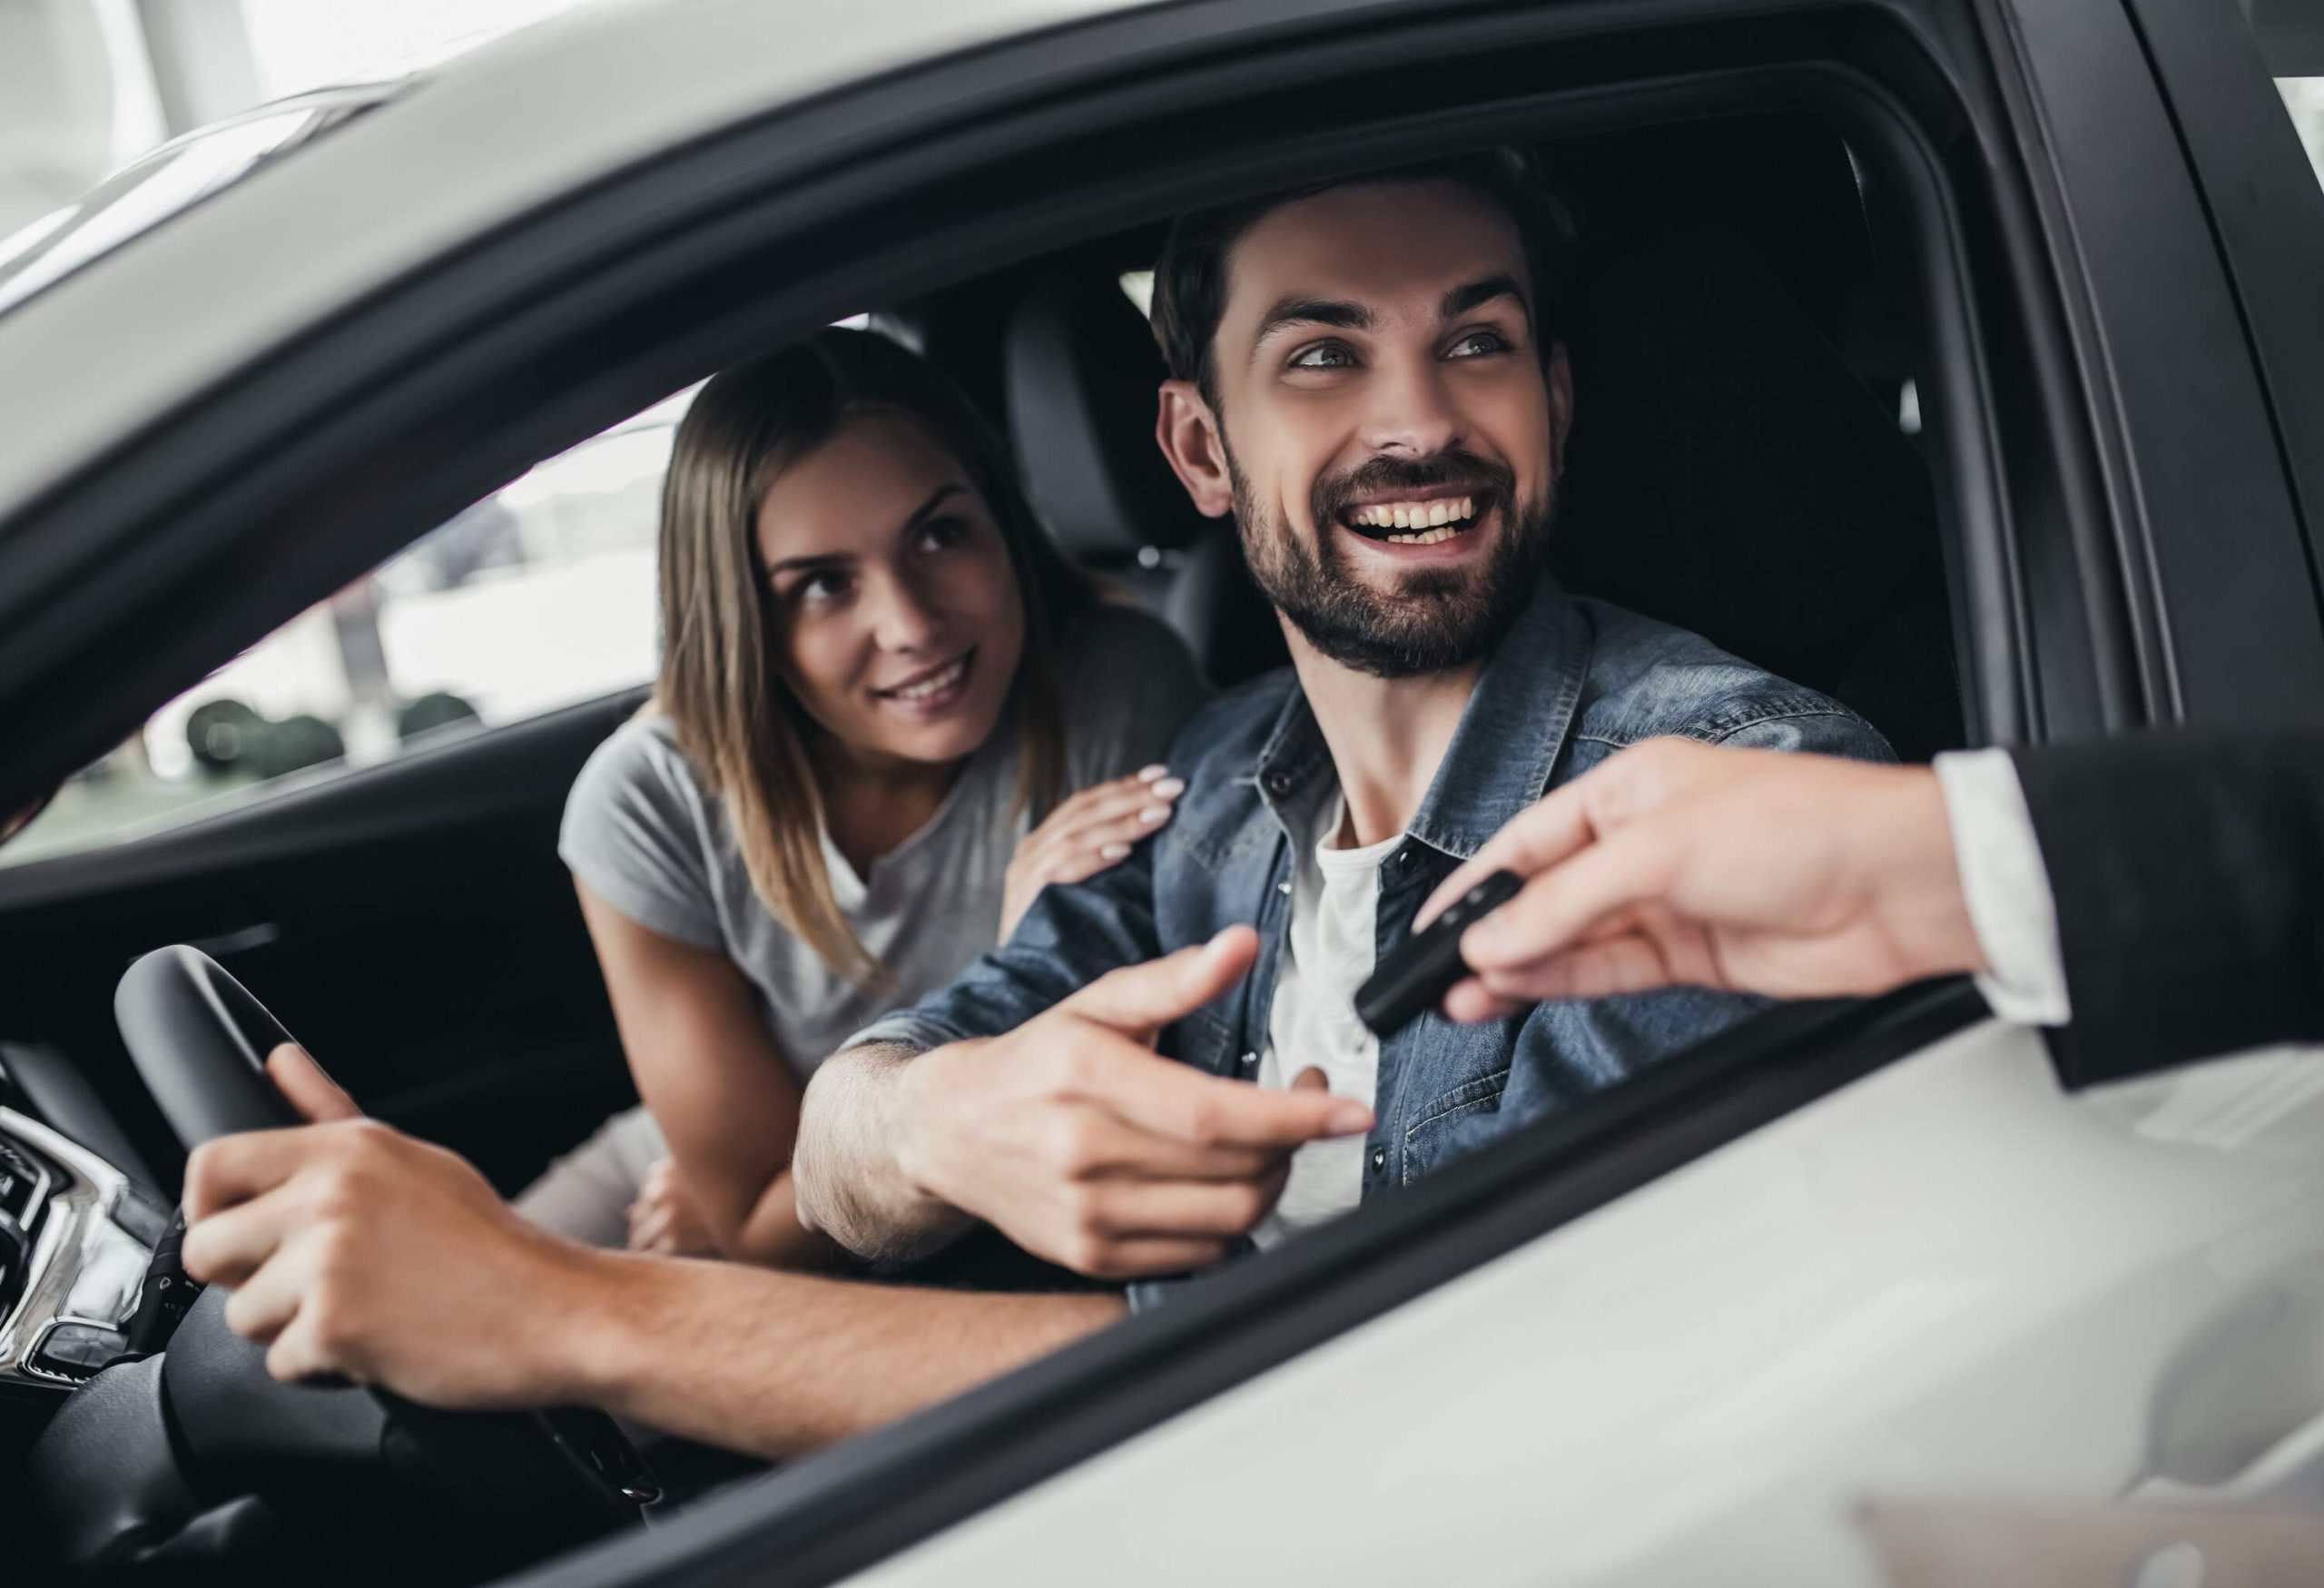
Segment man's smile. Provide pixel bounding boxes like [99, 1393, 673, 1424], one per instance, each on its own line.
[1334, 488, 1497, 554]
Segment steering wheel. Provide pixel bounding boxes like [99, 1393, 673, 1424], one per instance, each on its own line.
[43, 946, 655, 1580]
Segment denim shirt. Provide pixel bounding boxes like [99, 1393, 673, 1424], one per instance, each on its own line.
[846, 576, 1894, 1300]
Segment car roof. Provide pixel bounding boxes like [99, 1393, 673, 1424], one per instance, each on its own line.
[0, 0, 1141, 528]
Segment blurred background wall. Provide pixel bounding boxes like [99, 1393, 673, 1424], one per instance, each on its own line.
[0, 0, 591, 240]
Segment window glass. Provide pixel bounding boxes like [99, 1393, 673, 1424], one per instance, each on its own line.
[2279, 78, 2324, 192]
[0, 387, 697, 869]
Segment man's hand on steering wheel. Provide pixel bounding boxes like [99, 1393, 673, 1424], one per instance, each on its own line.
[181, 1046, 607, 1410]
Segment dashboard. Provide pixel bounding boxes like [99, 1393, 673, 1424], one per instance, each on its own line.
[0, 1105, 168, 1396]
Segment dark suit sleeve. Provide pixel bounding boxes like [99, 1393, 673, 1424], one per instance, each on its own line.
[2008, 731, 2324, 1087]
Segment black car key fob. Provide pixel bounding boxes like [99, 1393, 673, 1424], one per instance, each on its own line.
[1355, 869, 1524, 1038]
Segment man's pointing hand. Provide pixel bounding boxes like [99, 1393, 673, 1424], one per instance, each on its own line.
[896, 927, 1372, 1279]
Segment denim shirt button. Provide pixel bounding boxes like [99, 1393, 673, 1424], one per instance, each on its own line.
[1264, 771, 1293, 797]
[1368, 1146, 1387, 1173]
[1395, 848, 1414, 868]
[1239, 1050, 1259, 1070]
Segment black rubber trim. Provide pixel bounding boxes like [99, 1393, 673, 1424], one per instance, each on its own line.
[2118, 0, 2324, 635]
[504, 981, 1988, 1588]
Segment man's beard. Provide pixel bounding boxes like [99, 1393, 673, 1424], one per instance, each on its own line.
[1228, 443, 1555, 680]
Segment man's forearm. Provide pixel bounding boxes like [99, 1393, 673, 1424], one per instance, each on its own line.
[553, 1247, 1122, 1458]
[792, 1041, 979, 1260]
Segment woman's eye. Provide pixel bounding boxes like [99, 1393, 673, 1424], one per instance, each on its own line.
[1289, 342, 1356, 370]
[917, 515, 970, 553]
[793, 571, 850, 605]
[1448, 329, 1513, 359]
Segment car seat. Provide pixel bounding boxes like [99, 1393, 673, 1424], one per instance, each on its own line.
[1004, 269, 1289, 689]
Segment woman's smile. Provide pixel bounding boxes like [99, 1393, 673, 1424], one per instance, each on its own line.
[872, 646, 976, 716]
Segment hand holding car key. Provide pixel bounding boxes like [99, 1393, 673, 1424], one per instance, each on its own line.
[1354, 871, 1525, 1038]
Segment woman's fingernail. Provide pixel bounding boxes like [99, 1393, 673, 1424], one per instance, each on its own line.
[1139, 804, 1169, 824]
[1150, 776, 1186, 798]
[1099, 842, 1132, 861]
[1137, 764, 1168, 782]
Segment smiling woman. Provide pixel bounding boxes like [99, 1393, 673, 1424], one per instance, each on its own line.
[521, 329, 1211, 1267]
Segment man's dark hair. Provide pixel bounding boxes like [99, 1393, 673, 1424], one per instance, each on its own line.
[1149, 147, 1577, 409]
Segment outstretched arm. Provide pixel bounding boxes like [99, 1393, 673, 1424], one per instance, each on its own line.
[180, 1047, 1122, 1459]
[1419, 736, 1984, 1013]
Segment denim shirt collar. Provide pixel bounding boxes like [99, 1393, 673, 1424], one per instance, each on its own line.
[1250, 572, 1591, 859]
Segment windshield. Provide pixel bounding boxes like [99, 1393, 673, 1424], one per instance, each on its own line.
[0, 87, 393, 321]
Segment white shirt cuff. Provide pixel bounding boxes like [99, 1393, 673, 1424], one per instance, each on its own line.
[1933, 748, 2073, 1027]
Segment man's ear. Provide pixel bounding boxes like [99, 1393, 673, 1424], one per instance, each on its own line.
[1545, 340, 1576, 455]
[1155, 379, 1236, 518]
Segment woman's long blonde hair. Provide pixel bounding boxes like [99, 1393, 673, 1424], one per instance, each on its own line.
[655, 329, 1094, 984]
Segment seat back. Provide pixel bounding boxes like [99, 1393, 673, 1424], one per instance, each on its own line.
[1551, 212, 1962, 759]
[1005, 270, 1287, 687]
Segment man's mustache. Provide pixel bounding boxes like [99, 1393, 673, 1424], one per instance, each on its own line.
[1312, 449, 1519, 527]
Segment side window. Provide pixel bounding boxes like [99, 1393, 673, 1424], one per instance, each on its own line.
[2279, 77, 2324, 192]
[0, 387, 697, 869]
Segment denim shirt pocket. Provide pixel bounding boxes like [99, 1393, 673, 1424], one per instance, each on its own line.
[1167, 1007, 1240, 1079]
[1399, 1063, 1512, 1186]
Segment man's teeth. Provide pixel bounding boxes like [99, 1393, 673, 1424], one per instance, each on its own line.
[1349, 496, 1478, 537]
[886, 656, 967, 700]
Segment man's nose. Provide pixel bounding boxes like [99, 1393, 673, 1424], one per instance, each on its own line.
[1360, 354, 1464, 459]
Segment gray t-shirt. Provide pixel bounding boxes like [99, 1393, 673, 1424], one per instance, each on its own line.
[557, 604, 1210, 1082]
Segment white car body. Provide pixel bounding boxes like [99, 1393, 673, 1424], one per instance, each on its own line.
[0, 0, 1132, 520]
[858, 1024, 2324, 1585]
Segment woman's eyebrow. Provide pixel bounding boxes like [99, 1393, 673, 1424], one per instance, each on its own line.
[764, 484, 966, 576]
[764, 549, 849, 576]
[897, 482, 967, 534]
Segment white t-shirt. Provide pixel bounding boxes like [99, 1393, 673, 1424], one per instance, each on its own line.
[1252, 794, 1400, 1248]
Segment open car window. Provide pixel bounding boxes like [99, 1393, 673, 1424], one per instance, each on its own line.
[0, 390, 689, 869]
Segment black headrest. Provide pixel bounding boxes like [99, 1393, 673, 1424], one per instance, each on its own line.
[1551, 213, 1960, 757]
[1005, 271, 1213, 561]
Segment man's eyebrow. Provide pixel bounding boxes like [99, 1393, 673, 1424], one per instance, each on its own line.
[765, 483, 964, 575]
[1441, 273, 1531, 323]
[1250, 296, 1374, 350]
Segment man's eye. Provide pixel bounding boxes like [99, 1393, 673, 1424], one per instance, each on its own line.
[1289, 342, 1357, 370]
[1448, 329, 1513, 359]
